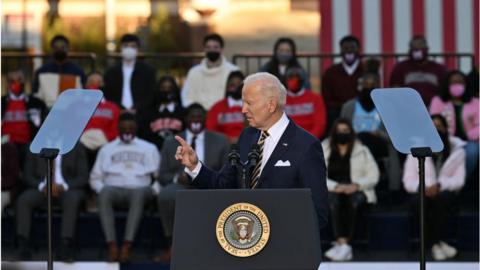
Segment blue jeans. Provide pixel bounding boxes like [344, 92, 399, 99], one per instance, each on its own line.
[464, 141, 479, 177]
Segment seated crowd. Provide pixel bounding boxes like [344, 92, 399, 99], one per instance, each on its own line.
[1, 32, 478, 263]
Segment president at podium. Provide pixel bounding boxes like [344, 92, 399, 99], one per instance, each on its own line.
[175, 72, 328, 227]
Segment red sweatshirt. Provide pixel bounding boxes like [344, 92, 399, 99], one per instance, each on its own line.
[285, 90, 327, 138]
[206, 98, 245, 140]
[2, 99, 31, 144]
[84, 100, 120, 141]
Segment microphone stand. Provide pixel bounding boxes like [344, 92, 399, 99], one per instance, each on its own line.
[228, 144, 261, 189]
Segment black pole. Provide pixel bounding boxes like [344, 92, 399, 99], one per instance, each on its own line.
[411, 147, 432, 270]
[418, 155, 426, 270]
[39, 148, 59, 270]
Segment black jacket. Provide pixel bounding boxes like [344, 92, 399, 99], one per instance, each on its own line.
[1, 94, 48, 138]
[103, 61, 156, 111]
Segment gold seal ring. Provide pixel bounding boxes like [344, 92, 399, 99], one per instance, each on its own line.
[216, 202, 270, 257]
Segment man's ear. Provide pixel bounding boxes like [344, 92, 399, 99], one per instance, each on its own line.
[268, 98, 277, 113]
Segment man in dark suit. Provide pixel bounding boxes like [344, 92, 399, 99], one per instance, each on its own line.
[174, 72, 328, 228]
[103, 33, 156, 112]
[15, 144, 88, 261]
[155, 103, 230, 262]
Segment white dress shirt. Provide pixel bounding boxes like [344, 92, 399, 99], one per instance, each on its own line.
[186, 113, 290, 179]
[38, 156, 69, 191]
[186, 130, 205, 163]
[121, 63, 135, 109]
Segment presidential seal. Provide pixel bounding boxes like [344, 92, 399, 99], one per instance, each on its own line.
[216, 203, 270, 257]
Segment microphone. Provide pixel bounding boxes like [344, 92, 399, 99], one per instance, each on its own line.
[248, 144, 261, 168]
[228, 144, 241, 167]
[247, 144, 261, 187]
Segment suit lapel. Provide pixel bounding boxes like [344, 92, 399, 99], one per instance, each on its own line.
[258, 121, 296, 184]
[204, 132, 212, 166]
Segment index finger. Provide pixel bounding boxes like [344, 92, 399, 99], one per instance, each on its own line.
[175, 135, 189, 147]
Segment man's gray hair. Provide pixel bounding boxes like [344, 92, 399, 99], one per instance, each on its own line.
[243, 72, 287, 108]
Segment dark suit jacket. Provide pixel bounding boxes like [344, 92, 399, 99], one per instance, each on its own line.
[103, 61, 156, 110]
[158, 130, 229, 186]
[23, 144, 89, 190]
[194, 120, 329, 228]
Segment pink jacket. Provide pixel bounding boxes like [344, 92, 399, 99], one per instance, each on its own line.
[429, 96, 479, 141]
[403, 136, 466, 193]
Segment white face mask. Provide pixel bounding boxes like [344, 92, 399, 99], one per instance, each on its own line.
[121, 47, 137, 61]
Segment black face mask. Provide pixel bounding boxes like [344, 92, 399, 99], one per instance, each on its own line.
[53, 50, 67, 62]
[227, 85, 242, 100]
[206, 51, 221, 62]
[334, 132, 353, 144]
[359, 88, 375, 111]
[159, 91, 176, 103]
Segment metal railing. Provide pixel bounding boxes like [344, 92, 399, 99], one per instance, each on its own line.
[232, 52, 475, 89]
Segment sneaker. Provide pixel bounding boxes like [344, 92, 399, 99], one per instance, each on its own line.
[432, 244, 447, 261]
[331, 244, 353, 261]
[324, 242, 340, 260]
[439, 241, 457, 258]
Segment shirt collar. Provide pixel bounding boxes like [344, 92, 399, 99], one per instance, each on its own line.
[286, 88, 306, 97]
[159, 102, 176, 113]
[186, 130, 205, 141]
[227, 97, 243, 107]
[265, 113, 289, 142]
[9, 93, 26, 101]
[114, 137, 138, 145]
[342, 59, 360, 75]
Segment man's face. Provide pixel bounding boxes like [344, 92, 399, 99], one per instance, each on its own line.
[118, 120, 137, 139]
[242, 83, 275, 129]
[410, 38, 427, 51]
[204, 40, 222, 54]
[52, 40, 69, 62]
[122, 41, 138, 50]
[340, 41, 359, 55]
[227, 77, 243, 94]
[360, 76, 378, 89]
[86, 74, 104, 89]
[186, 109, 206, 134]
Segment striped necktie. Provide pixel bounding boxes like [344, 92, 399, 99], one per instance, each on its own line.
[250, 130, 269, 189]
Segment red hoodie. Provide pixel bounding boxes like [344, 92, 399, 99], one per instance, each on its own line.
[206, 98, 245, 140]
[285, 90, 327, 138]
[84, 100, 120, 141]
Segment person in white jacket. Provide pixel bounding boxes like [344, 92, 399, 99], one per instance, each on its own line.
[322, 118, 379, 261]
[403, 114, 466, 261]
[181, 33, 239, 110]
[90, 112, 160, 262]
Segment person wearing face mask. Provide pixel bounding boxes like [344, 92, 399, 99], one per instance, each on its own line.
[154, 103, 229, 262]
[284, 66, 327, 138]
[181, 33, 240, 110]
[390, 35, 448, 105]
[104, 33, 156, 112]
[322, 35, 364, 131]
[2, 70, 47, 166]
[322, 118, 379, 261]
[139, 75, 185, 151]
[206, 71, 246, 144]
[260, 37, 311, 89]
[80, 72, 121, 170]
[403, 114, 466, 261]
[429, 70, 479, 187]
[32, 35, 86, 107]
[90, 112, 160, 262]
[340, 69, 402, 191]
